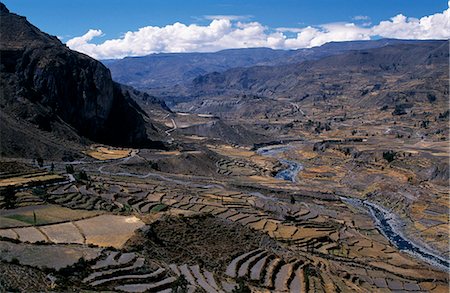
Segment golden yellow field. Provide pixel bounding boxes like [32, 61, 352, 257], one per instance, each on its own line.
[0, 174, 63, 188]
[86, 146, 132, 160]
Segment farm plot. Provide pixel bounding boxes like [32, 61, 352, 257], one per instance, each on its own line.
[82, 250, 235, 293]
[0, 214, 145, 248]
[0, 173, 64, 188]
[76, 215, 145, 248]
[0, 204, 101, 228]
[86, 146, 132, 160]
[0, 240, 102, 270]
[0, 161, 65, 188]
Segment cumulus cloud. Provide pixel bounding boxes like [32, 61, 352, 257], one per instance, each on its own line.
[371, 5, 450, 39]
[67, 4, 450, 59]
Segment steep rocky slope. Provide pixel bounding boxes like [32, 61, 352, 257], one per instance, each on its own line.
[0, 3, 164, 158]
[174, 40, 448, 115]
[188, 41, 448, 100]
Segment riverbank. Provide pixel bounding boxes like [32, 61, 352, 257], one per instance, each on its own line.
[257, 143, 450, 272]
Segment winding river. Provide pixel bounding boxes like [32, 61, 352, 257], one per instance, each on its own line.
[257, 144, 449, 271]
[256, 145, 303, 182]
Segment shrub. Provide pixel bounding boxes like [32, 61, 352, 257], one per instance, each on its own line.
[1, 186, 16, 208]
[32, 187, 47, 198]
[427, 93, 437, 103]
[232, 278, 251, 293]
[36, 157, 44, 167]
[383, 150, 397, 163]
[172, 275, 188, 293]
[76, 170, 88, 181]
[65, 165, 74, 174]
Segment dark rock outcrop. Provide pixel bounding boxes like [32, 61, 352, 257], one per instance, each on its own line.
[0, 3, 156, 152]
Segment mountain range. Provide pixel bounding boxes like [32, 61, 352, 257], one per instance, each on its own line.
[104, 39, 448, 109]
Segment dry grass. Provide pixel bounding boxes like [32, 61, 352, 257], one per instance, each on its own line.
[0, 174, 63, 187]
[86, 146, 131, 160]
[76, 215, 145, 248]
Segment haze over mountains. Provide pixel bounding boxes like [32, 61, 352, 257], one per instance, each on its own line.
[104, 39, 434, 89]
[104, 39, 448, 115]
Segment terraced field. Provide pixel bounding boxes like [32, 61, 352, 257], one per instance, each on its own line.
[0, 173, 63, 188]
[0, 190, 44, 210]
[0, 141, 448, 292]
[0, 205, 101, 228]
[83, 250, 236, 293]
[0, 240, 102, 270]
[0, 215, 144, 248]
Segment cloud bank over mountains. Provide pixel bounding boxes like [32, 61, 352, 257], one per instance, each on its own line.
[67, 3, 450, 59]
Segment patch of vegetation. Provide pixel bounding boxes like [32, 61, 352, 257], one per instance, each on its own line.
[127, 214, 272, 272]
[438, 110, 449, 120]
[4, 213, 49, 225]
[392, 103, 412, 116]
[303, 264, 318, 292]
[32, 187, 47, 197]
[150, 203, 168, 213]
[232, 278, 251, 293]
[36, 157, 44, 168]
[427, 93, 437, 103]
[382, 150, 397, 163]
[65, 165, 74, 174]
[172, 275, 188, 293]
[74, 170, 89, 182]
[1, 186, 16, 209]
[419, 120, 430, 129]
[54, 257, 92, 291]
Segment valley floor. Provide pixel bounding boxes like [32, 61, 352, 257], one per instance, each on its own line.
[0, 125, 448, 292]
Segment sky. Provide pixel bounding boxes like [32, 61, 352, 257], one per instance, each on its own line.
[3, 0, 450, 59]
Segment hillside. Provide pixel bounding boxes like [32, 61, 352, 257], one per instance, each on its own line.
[104, 39, 421, 92]
[174, 40, 448, 115]
[0, 3, 166, 159]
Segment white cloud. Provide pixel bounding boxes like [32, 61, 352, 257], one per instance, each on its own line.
[203, 15, 253, 21]
[371, 4, 450, 39]
[275, 27, 304, 33]
[353, 15, 370, 21]
[67, 4, 450, 59]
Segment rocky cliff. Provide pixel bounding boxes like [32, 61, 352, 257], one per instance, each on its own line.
[0, 3, 157, 158]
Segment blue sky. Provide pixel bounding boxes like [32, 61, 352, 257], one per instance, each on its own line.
[3, 0, 447, 40]
[3, 0, 449, 59]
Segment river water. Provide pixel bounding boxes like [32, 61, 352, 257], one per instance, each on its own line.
[257, 144, 449, 271]
[256, 145, 303, 182]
